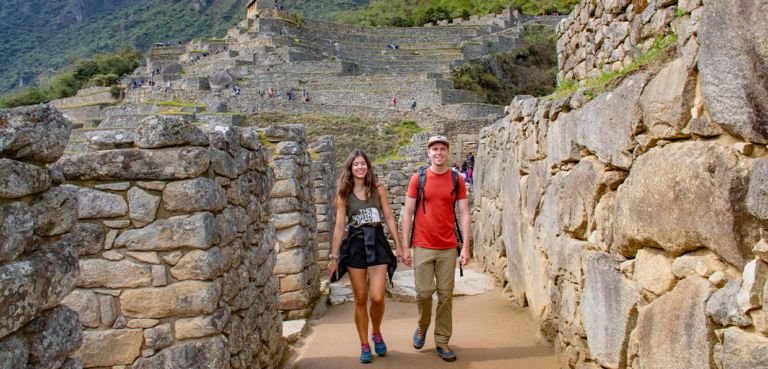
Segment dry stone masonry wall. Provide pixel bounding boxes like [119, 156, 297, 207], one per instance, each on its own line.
[0, 105, 83, 369]
[556, 0, 704, 83]
[262, 125, 321, 320]
[472, 0, 768, 368]
[374, 158, 427, 226]
[309, 136, 337, 272]
[48, 116, 287, 368]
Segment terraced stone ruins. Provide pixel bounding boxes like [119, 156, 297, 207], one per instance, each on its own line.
[1, 0, 768, 368]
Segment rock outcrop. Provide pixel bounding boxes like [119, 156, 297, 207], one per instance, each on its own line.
[473, 1, 768, 368]
[0, 104, 82, 369]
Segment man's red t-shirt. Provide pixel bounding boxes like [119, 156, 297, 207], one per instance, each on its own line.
[407, 168, 467, 249]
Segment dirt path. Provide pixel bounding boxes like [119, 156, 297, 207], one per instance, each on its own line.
[288, 287, 560, 368]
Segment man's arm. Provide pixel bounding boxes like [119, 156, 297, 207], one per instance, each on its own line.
[458, 198, 470, 267]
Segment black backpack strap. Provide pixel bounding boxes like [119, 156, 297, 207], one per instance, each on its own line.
[410, 166, 428, 245]
[451, 170, 463, 245]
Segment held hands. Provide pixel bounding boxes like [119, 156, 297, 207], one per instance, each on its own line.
[397, 247, 412, 267]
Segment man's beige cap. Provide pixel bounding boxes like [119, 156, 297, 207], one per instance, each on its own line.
[427, 135, 450, 148]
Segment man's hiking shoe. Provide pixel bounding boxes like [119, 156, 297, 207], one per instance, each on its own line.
[413, 327, 427, 349]
[436, 345, 457, 362]
[360, 344, 373, 363]
[372, 332, 387, 356]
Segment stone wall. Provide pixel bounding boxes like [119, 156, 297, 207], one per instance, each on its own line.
[261, 125, 321, 320]
[556, 0, 702, 82]
[309, 136, 337, 272]
[0, 104, 83, 368]
[49, 116, 286, 368]
[472, 1, 768, 368]
[374, 158, 427, 235]
[52, 91, 117, 109]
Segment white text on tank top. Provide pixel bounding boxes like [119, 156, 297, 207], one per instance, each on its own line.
[352, 208, 380, 227]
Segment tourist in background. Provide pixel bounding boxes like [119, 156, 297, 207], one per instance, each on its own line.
[400, 136, 470, 362]
[467, 166, 473, 188]
[328, 150, 400, 363]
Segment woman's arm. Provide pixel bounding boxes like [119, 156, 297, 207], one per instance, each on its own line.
[328, 196, 347, 278]
[377, 184, 401, 252]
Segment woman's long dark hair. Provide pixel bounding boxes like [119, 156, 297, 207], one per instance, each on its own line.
[336, 150, 378, 208]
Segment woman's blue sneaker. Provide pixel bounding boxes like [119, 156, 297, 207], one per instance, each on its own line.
[413, 327, 427, 349]
[360, 344, 373, 363]
[371, 333, 387, 356]
[436, 345, 457, 362]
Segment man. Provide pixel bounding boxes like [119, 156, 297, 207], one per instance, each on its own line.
[400, 136, 470, 362]
[411, 98, 416, 111]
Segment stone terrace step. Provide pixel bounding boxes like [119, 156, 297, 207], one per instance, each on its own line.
[104, 102, 202, 117]
[291, 28, 473, 45]
[236, 78, 454, 92]
[241, 71, 444, 85]
[301, 89, 477, 109]
[298, 16, 488, 37]
[69, 127, 135, 141]
[357, 63, 457, 74]
[338, 46, 462, 57]
[338, 52, 465, 63]
[97, 112, 196, 128]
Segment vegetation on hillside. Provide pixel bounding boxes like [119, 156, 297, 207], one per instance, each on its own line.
[0, 47, 142, 109]
[451, 24, 558, 105]
[280, 0, 372, 22]
[0, 0, 248, 95]
[336, 0, 579, 27]
[243, 112, 426, 167]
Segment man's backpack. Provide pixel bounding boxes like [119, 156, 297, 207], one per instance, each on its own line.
[410, 166, 463, 248]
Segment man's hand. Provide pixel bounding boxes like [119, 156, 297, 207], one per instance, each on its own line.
[400, 248, 413, 267]
[460, 248, 470, 267]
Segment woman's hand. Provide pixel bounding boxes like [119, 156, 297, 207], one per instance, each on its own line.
[327, 258, 339, 280]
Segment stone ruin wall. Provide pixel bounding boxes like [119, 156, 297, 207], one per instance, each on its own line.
[0, 102, 337, 368]
[471, 0, 768, 368]
[0, 105, 82, 369]
[262, 125, 321, 321]
[48, 117, 293, 368]
[309, 136, 337, 273]
[374, 158, 426, 241]
[555, 0, 702, 83]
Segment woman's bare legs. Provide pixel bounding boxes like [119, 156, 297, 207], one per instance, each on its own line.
[348, 264, 389, 343]
[367, 265, 388, 334]
[348, 267, 370, 344]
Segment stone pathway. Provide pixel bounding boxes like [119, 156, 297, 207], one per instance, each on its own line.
[284, 266, 559, 368]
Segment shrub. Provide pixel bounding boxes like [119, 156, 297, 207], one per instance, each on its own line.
[110, 85, 125, 99]
[0, 88, 50, 109]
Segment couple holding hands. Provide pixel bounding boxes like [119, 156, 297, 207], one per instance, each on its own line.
[327, 136, 470, 363]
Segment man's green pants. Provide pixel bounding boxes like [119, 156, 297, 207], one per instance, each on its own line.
[413, 246, 458, 346]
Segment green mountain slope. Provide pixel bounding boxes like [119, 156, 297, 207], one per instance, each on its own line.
[0, 0, 251, 94]
[280, 0, 373, 22]
[336, 0, 578, 26]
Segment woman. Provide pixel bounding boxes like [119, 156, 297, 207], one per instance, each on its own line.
[328, 150, 401, 364]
